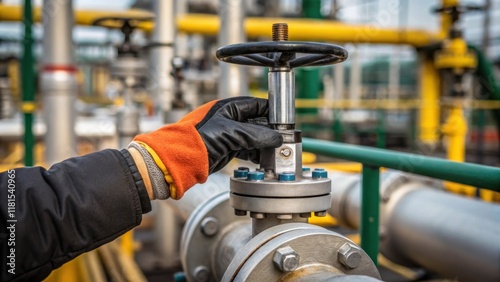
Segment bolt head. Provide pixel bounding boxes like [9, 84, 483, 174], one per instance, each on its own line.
[247, 171, 265, 181]
[233, 169, 249, 179]
[280, 148, 292, 157]
[200, 217, 219, 236]
[250, 212, 266, 219]
[273, 246, 300, 272]
[193, 266, 210, 282]
[312, 168, 328, 179]
[278, 172, 296, 182]
[338, 243, 362, 269]
[234, 209, 247, 216]
[314, 211, 327, 217]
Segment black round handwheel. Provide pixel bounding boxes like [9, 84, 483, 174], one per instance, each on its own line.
[216, 41, 348, 69]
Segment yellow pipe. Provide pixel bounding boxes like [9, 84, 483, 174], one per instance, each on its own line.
[255, 92, 500, 110]
[418, 58, 441, 145]
[0, 5, 442, 46]
[441, 106, 476, 196]
[440, 0, 459, 38]
[120, 230, 135, 258]
[0, 5, 154, 30]
[178, 14, 442, 46]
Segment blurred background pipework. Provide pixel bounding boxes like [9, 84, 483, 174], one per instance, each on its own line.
[0, 0, 499, 281]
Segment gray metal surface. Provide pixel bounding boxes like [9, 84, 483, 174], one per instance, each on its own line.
[328, 171, 500, 282]
[222, 223, 380, 282]
[268, 70, 295, 125]
[230, 176, 330, 197]
[382, 187, 500, 282]
[180, 192, 250, 282]
[41, 0, 77, 165]
[41, 0, 74, 66]
[40, 72, 77, 165]
[149, 0, 175, 113]
[218, 0, 247, 98]
[230, 193, 332, 214]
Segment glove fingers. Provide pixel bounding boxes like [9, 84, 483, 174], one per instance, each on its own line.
[219, 97, 270, 122]
[230, 122, 283, 150]
[236, 149, 260, 164]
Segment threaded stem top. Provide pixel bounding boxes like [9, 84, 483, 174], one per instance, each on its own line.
[272, 23, 288, 41]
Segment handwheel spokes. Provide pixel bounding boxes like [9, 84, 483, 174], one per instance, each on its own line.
[243, 54, 275, 66]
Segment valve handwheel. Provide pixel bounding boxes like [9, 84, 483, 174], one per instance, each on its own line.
[216, 23, 348, 69]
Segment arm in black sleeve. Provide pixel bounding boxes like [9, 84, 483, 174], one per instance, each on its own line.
[0, 149, 152, 282]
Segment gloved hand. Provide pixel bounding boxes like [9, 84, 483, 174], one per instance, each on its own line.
[133, 97, 283, 199]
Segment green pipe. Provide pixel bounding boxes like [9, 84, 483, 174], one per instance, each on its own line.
[302, 138, 500, 192]
[21, 0, 35, 166]
[376, 110, 386, 148]
[333, 110, 342, 141]
[297, 0, 322, 116]
[361, 164, 380, 265]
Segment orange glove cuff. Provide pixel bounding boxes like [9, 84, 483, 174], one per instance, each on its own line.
[133, 100, 217, 199]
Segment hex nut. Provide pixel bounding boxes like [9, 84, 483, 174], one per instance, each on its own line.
[200, 217, 219, 236]
[338, 243, 362, 269]
[234, 209, 247, 216]
[193, 265, 210, 282]
[273, 246, 300, 272]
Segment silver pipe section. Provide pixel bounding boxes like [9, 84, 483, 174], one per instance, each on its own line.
[167, 172, 230, 220]
[329, 171, 500, 282]
[268, 70, 295, 126]
[150, 0, 178, 268]
[41, 0, 77, 165]
[150, 0, 175, 116]
[217, 0, 248, 98]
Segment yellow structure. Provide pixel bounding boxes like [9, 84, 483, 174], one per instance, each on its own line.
[0, 4, 442, 46]
[418, 58, 441, 145]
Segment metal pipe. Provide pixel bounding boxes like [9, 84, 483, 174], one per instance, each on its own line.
[382, 187, 500, 282]
[41, 0, 77, 165]
[217, 0, 247, 98]
[21, 0, 35, 166]
[302, 138, 500, 192]
[268, 70, 295, 126]
[328, 171, 500, 282]
[149, 0, 175, 115]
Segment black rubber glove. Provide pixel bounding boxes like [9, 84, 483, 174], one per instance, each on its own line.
[197, 97, 283, 173]
[134, 96, 283, 199]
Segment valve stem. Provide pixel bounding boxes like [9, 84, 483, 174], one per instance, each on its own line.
[272, 23, 288, 41]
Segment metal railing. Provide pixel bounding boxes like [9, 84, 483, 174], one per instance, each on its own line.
[303, 137, 500, 265]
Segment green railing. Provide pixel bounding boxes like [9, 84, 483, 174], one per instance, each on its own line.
[303, 137, 500, 265]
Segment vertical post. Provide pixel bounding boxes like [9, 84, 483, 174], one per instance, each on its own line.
[376, 110, 386, 148]
[361, 164, 380, 265]
[418, 55, 440, 146]
[41, 0, 77, 165]
[297, 0, 322, 117]
[21, 0, 35, 166]
[218, 0, 247, 98]
[150, 0, 175, 117]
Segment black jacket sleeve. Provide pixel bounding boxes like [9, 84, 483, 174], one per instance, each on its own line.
[0, 149, 152, 282]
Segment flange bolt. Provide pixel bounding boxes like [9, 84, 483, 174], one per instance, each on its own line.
[247, 171, 265, 181]
[273, 246, 300, 272]
[200, 217, 219, 237]
[338, 243, 362, 269]
[312, 168, 328, 179]
[233, 169, 249, 179]
[278, 172, 296, 182]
